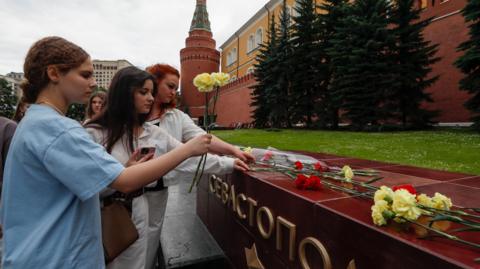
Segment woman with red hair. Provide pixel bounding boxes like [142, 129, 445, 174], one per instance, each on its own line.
[145, 63, 254, 268]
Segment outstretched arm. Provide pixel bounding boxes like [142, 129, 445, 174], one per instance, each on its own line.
[111, 134, 211, 193]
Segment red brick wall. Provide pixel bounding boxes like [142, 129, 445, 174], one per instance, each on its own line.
[420, 0, 473, 122]
[215, 74, 256, 126]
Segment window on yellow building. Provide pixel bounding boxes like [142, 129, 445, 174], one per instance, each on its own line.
[226, 48, 238, 66]
[255, 28, 263, 47]
[247, 35, 255, 53]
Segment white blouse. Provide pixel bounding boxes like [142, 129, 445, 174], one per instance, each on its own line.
[85, 122, 234, 186]
[148, 108, 204, 143]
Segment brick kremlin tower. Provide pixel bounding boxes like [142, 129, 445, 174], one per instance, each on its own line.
[180, 0, 220, 119]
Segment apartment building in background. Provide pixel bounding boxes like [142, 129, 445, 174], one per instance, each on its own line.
[0, 72, 24, 97]
[92, 59, 132, 89]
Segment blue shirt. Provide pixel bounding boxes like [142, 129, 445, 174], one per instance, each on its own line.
[0, 105, 124, 269]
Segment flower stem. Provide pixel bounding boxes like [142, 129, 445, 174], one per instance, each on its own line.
[196, 153, 208, 186]
[212, 86, 219, 117]
[189, 154, 205, 193]
[406, 219, 480, 250]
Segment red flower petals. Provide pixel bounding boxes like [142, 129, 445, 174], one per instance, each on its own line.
[392, 184, 417, 195]
[313, 161, 329, 172]
[261, 151, 273, 161]
[294, 174, 308, 189]
[295, 161, 304, 170]
[305, 175, 322, 190]
[295, 174, 321, 190]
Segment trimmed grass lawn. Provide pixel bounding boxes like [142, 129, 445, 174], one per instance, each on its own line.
[212, 128, 480, 175]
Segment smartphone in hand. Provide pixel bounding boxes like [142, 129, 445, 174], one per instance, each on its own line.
[138, 147, 155, 160]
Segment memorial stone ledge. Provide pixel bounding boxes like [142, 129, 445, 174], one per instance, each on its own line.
[197, 152, 480, 269]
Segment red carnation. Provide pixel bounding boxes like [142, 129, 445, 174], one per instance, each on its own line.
[392, 184, 417, 195]
[294, 174, 308, 189]
[313, 161, 329, 172]
[295, 161, 304, 170]
[305, 175, 322, 190]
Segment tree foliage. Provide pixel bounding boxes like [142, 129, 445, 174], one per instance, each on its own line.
[250, 0, 442, 131]
[251, 15, 278, 128]
[389, 0, 440, 128]
[0, 79, 17, 119]
[455, 0, 480, 130]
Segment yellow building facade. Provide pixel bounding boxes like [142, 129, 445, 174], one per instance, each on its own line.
[219, 0, 428, 79]
[220, 0, 301, 79]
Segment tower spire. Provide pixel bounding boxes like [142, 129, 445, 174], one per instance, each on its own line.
[190, 0, 211, 32]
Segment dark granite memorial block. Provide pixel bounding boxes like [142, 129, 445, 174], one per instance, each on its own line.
[198, 153, 480, 268]
[451, 177, 480, 189]
[378, 165, 471, 182]
[319, 197, 480, 269]
[196, 186, 209, 226]
[416, 183, 480, 208]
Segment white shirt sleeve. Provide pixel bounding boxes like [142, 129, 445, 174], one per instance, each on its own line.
[85, 126, 104, 144]
[178, 110, 205, 142]
[149, 125, 234, 180]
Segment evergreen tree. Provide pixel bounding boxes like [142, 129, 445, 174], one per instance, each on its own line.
[66, 103, 86, 122]
[96, 86, 108, 92]
[389, 0, 440, 128]
[327, 0, 395, 130]
[289, 0, 320, 127]
[251, 15, 278, 128]
[0, 78, 17, 119]
[455, 0, 480, 130]
[268, 0, 294, 128]
[316, 0, 348, 128]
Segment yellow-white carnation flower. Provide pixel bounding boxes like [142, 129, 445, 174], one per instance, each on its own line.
[193, 73, 215, 92]
[341, 165, 354, 181]
[416, 194, 433, 207]
[211, 72, 230, 87]
[416, 193, 434, 214]
[374, 186, 394, 203]
[371, 200, 390, 226]
[243, 147, 253, 154]
[392, 189, 421, 221]
[431, 192, 452, 210]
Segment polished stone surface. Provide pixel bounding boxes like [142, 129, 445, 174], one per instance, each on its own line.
[198, 152, 480, 269]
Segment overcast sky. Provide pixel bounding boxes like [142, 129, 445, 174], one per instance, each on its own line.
[0, 0, 269, 75]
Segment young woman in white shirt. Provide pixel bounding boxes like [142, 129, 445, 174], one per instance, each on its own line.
[85, 66, 248, 269]
[144, 64, 254, 269]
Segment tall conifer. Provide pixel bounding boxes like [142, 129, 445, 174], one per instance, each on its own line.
[389, 0, 440, 128]
[269, 0, 294, 128]
[289, 0, 320, 127]
[251, 15, 277, 128]
[328, 0, 395, 130]
[316, 0, 348, 128]
[455, 0, 480, 130]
